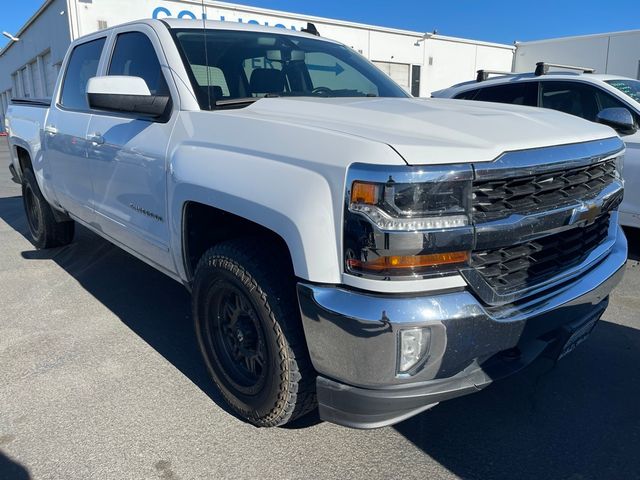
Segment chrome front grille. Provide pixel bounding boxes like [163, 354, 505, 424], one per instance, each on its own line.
[473, 159, 617, 222]
[470, 214, 611, 296]
[463, 137, 625, 306]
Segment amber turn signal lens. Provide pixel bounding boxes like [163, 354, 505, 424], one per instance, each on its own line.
[351, 182, 380, 205]
[347, 251, 469, 273]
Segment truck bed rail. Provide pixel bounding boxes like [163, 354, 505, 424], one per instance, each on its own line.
[10, 97, 51, 108]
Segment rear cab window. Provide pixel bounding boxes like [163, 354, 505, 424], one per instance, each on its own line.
[472, 82, 538, 106]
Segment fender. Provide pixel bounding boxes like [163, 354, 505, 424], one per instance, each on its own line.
[165, 109, 407, 285]
[169, 142, 340, 283]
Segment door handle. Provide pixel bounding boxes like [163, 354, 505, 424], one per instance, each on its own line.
[87, 133, 104, 145]
[44, 125, 58, 136]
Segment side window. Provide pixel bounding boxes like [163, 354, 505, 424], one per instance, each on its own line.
[108, 32, 169, 96]
[540, 82, 600, 122]
[473, 82, 538, 106]
[306, 52, 378, 96]
[243, 56, 284, 97]
[60, 37, 106, 110]
[190, 65, 230, 97]
[594, 89, 639, 126]
[454, 89, 480, 100]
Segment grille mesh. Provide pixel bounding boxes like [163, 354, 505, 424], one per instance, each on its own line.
[473, 160, 617, 222]
[470, 214, 610, 296]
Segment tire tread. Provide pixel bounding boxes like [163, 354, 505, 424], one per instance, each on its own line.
[194, 238, 316, 427]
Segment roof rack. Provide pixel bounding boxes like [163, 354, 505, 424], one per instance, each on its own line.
[476, 69, 518, 82]
[534, 62, 596, 76]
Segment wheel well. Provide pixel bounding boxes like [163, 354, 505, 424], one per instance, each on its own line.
[15, 146, 33, 175]
[183, 202, 294, 281]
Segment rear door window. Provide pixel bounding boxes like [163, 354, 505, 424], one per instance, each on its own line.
[60, 37, 106, 110]
[473, 82, 538, 106]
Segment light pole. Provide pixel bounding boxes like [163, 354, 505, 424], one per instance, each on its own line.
[2, 31, 20, 42]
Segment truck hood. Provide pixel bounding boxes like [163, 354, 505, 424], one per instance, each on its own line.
[243, 97, 617, 165]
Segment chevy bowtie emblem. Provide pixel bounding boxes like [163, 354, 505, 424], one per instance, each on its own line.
[570, 201, 602, 226]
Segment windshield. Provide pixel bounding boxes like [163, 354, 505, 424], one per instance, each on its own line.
[172, 28, 410, 109]
[605, 79, 640, 103]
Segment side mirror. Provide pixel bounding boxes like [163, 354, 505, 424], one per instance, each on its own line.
[86, 76, 169, 118]
[596, 107, 638, 136]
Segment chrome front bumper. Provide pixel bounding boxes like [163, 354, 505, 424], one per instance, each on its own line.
[297, 226, 627, 428]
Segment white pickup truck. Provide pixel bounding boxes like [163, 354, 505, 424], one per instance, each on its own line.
[6, 19, 628, 429]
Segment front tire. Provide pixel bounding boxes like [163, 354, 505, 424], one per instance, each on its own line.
[193, 239, 316, 427]
[21, 168, 74, 249]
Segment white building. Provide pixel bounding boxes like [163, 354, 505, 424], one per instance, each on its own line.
[0, 0, 515, 125]
[514, 30, 640, 79]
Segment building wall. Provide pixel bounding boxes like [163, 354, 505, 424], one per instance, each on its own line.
[0, 0, 71, 126]
[514, 31, 640, 79]
[424, 38, 515, 94]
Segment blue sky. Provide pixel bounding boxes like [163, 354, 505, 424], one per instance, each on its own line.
[2, 0, 638, 48]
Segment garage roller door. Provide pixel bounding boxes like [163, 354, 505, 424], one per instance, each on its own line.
[372, 61, 411, 92]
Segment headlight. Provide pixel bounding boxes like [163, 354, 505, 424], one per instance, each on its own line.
[344, 164, 473, 279]
[350, 179, 469, 230]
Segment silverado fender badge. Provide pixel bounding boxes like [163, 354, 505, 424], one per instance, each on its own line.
[129, 203, 164, 222]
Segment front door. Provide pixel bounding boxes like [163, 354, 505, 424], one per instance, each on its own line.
[86, 28, 175, 270]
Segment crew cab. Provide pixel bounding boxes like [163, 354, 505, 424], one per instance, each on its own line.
[6, 20, 628, 429]
[433, 63, 640, 228]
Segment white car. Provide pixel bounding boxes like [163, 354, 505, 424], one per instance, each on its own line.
[433, 63, 640, 229]
[5, 23, 628, 429]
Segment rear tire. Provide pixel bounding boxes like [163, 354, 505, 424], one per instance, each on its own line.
[193, 239, 316, 427]
[21, 168, 74, 249]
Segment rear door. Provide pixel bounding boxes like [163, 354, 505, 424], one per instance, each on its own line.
[85, 26, 176, 270]
[46, 36, 107, 221]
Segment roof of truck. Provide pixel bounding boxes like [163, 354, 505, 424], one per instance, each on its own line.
[161, 18, 334, 40]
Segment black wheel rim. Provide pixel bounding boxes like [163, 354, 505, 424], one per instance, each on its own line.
[204, 282, 269, 396]
[24, 184, 42, 239]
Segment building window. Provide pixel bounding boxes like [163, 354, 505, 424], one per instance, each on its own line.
[12, 73, 20, 98]
[21, 66, 31, 98]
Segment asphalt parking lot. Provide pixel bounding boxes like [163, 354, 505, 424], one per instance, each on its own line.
[0, 140, 639, 480]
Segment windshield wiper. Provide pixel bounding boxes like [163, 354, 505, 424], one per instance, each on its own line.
[215, 94, 281, 108]
[215, 97, 261, 107]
